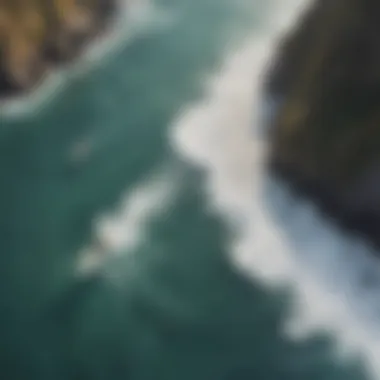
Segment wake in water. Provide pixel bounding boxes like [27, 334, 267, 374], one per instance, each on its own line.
[170, 0, 380, 378]
[78, 164, 181, 273]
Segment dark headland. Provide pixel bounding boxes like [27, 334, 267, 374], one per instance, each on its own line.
[0, 0, 118, 101]
[264, 0, 380, 246]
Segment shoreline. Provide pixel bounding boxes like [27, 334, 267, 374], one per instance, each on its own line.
[0, 0, 152, 119]
[268, 154, 380, 249]
[0, 0, 117, 99]
[263, 0, 380, 251]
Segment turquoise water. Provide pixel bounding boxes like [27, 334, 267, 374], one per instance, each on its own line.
[0, 0, 372, 379]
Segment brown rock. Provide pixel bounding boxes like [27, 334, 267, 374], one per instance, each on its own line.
[0, 0, 118, 100]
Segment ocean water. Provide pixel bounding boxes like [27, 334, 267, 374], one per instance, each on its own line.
[0, 0, 376, 379]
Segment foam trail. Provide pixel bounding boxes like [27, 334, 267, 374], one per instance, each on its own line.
[78, 167, 179, 274]
[170, 1, 380, 378]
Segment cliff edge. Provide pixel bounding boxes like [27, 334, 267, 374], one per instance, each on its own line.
[264, 0, 380, 244]
[0, 0, 117, 100]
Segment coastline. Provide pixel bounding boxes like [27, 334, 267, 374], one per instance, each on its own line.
[267, 153, 380, 249]
[263, 0, 380, 250]
[0, 0, 153, 120]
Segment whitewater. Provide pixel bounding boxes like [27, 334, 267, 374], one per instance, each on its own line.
[169, 0, 380, 378]
[19, 0, 380, 377]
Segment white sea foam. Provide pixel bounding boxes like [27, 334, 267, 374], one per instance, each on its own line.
[170, 0, 380, 378]
[78, 166, 179, 274]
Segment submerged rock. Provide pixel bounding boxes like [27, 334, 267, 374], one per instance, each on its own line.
[264, 0, 380, 245]
[0, 0, 118, 100]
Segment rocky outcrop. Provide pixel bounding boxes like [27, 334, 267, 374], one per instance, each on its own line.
[0, 0, 118, 100]
[264, 0, 380, 244]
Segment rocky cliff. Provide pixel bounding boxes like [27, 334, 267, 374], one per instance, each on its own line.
[0, 0, 117, 100]
[264, 0, 380, 243]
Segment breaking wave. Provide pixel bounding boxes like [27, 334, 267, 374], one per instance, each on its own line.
[171, 0, 380, 377]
